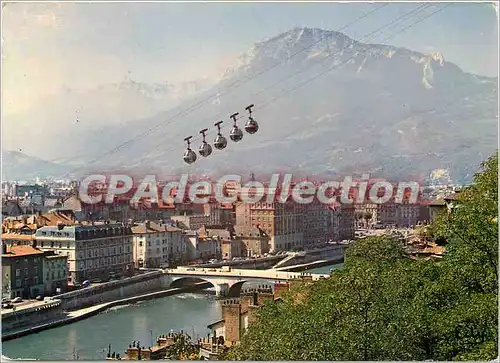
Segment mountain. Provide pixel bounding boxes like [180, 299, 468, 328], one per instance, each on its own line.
[6, 27, 498, 182]
[2, 77, 214, 163]
[75, 27, 497, 183]
[2, 150, 70, 181]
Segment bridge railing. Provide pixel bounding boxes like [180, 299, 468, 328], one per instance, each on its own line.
[165, 267, 329, 281]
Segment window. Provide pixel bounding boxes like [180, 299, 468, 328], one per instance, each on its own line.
[34, 276, 39, 285]
[24, 268, 28, 276]
[16, 279, 21, 287]
[15, 269, 20, 277]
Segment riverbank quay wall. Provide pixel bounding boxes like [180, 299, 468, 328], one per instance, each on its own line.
[1, 282, 211, 342]
[53, 270, 170, 310]
[273, 244, 347, 269]
[1, 301, 63, 331]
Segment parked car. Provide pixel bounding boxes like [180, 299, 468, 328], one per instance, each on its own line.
[2, 302, 13, 309]
[35, 295, 44, 301]
[12, 297, 23, 303]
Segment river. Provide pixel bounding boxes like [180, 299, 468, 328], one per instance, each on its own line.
[2, 263, 343, 360]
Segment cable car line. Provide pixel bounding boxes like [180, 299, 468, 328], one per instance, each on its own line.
[129, 3, 450, 167]
[63, 3, 451, 174]
[143, 4, 444, 165]
[177, 4, 453, 164]
[176, 3, 431, 157]
[137, 3, 435, 166]
[61, 4, 389, 177]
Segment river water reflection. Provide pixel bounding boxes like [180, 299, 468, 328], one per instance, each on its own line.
[2, 263, 343, 360]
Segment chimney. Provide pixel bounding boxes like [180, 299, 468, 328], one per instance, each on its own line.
[2, 243, 7, 255]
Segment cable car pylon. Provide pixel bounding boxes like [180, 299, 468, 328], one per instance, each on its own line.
[198, 128, 212, 157]
[183, 136, 197, 164]
[229, 112, 243, 142]
[213, 121, 228, 150]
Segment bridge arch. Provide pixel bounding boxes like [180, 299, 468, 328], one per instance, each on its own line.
[169, 276, 214, 289]
[226, 278, 278, 298]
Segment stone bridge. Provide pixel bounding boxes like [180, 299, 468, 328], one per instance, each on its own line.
[163, 267, 329, 297]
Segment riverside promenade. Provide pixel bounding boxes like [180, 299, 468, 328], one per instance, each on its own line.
[2, 282, 211, 342]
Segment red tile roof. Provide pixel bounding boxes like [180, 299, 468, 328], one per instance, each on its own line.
[2, 233, 35, 241]
[3, 245, 44, 257]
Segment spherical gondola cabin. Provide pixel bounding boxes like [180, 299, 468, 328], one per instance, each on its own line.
[229, 112, 243, 142]
[198, 128, 213, 157]
[183, 136, 197, 164]
[244, 104, 259, 134]
[183, 149, 197, 164]
[213, 121, 228, 150]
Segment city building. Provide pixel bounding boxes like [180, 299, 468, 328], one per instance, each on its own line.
[15, 185, 48, 199]
[302, 200, 346, 246]
[234, 226, 270, 257]
[171, 214, 212, 231]
[2, 244, 45, 299]
[35, 223, 134, 284]
[201, 202, 236, 227]
[235, 198, 304, 253]
[43, 250, 69, 295]
[131, 221, 186, 268]
[336, 204, 356, 240]
[425, 199, 447, 223]
[1, 200, 24, 217]
[1, 232, 36, 247]
[184, 232, 220, 261]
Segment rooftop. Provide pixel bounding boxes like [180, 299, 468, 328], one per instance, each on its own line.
[1, 233, 35, 240]
[2, 245, 44, 258]
[131, 221, 182, 234]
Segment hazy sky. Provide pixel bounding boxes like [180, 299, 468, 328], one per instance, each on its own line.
[2, 1, 498, 115]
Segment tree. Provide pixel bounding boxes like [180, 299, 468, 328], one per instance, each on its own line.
[224, 152, 498, 361]
[227, 237, 434, 360]
[164, 332, 199, 360]
[427, 152, 498, 359]
[434, 152, 498, 292]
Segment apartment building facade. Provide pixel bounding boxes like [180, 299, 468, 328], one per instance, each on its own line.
[1, 244, 45, 299]
[35, 223, 133, 284]
[131, 221, 186, 268]
[235, 199, 304, 252]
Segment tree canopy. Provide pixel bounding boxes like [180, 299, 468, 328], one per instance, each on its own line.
[224, 152, 498, 361]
